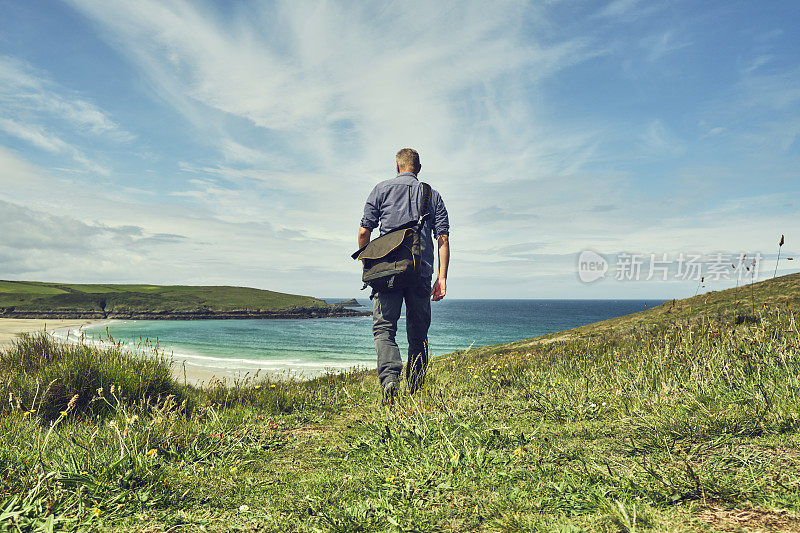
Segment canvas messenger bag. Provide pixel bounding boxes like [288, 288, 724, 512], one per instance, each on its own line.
[351, 183, 432, 295]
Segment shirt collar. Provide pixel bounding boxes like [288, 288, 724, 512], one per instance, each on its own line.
[396, 171, 418, 180]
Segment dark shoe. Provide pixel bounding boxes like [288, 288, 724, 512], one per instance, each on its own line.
[382, 380, 397, 405]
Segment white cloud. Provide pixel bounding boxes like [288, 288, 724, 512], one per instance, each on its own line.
[642, 30, 692, 62]
[0, 55, 133, 140]
[0, 117, 110, 175]
[639, 119, 686, 157]
[599, 0, 641, 18]
[0, 1, 795, 297]
[0, 55, 132, 174]
[65, 0, 600, 176]
[0, 118, 71, 153]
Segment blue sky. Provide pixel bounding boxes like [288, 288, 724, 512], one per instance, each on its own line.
[0, 0, 797, 299]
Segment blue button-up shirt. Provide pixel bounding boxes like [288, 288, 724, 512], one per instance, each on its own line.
[360, 172, 449, 279]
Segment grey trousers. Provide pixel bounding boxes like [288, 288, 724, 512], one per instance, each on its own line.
[372, 277, 431, 391]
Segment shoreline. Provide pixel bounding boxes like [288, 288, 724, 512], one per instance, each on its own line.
[0, 318, 104, 349]
[0, 307, 370, 320]
[5, 319, 362, 387]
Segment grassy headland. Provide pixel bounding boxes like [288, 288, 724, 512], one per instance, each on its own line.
[1, 273, 799, 531]
[0, 281, 368, 319]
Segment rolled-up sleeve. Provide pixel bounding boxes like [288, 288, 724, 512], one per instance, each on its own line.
[360, 186, 380, 231]
[433, 192, 449, 237]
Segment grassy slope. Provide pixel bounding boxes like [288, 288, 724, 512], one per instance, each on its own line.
[2, 273, 800, 532]
[0, 280, 330, 314]
[480, 272, 800, 353]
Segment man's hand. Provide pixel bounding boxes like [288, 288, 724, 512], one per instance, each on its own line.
[431, 277, 446, 301]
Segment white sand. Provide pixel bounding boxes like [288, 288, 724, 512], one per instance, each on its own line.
[0, 318, 102, 348]
[0, 319, 296, 387]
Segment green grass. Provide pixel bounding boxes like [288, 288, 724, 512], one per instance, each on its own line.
[0, 281, 68, 295]
[0, 280, 332, 315]
[1, 273, 799, 531]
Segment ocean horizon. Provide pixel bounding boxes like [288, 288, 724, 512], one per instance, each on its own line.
[58, 298, 665, 380]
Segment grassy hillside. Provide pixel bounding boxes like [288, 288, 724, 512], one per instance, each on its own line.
[488, 271, 800, 351]
[0, 280, 339, 317]
[1, 273, 799, 531]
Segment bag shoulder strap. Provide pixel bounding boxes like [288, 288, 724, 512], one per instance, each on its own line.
[416, 182, 432, 228]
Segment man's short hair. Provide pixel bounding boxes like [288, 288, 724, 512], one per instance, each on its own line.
[396, 148, 421, 173]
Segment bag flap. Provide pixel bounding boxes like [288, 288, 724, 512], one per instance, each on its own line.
[355, 228, 413, 260]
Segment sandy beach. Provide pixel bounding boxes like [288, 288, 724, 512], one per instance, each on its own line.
[0, 318, 245, 386]
[0, 318, 103, 348]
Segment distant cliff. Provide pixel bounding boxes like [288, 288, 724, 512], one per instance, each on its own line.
[0, 281, 370, 319]
[332, 298, 363, 307]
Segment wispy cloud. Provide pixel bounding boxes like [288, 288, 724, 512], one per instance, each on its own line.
[66, 0, 599, 175]
[642, 30, 692, 62]
[0, 117, 109, 175]
[639, 119, 687, 157]
[0, 1, 797, 296]
[0, 56, 133, 140]
[0, 55, 131, 173]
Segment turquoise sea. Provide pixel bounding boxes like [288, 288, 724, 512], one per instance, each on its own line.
[62, 299, 663, 380]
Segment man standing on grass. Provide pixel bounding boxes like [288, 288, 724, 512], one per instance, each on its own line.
[358, 148, 450, 403]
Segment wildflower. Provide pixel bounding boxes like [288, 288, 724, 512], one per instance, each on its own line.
[385, 475, 395, 483]
[93, 508, 101, 516]
[270, 384, 276, 388]
[239, 505, 250, 512]
[513, 446, 525, 456]
[59, 411, 68, 417]
[96, 387, 103, 396]
[254, 385, 261, 389]
[473, 375, 479, 378]
[474, 505, 480, 515]
[146, 448, 158, 457]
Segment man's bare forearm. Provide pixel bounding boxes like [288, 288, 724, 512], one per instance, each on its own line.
[357, 227, 371, 249]
[437, 234, 449, 280]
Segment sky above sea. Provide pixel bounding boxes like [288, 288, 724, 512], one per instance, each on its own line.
[0, 1, 798, 299]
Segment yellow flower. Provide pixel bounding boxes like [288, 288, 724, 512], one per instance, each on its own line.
[59, 411, 68, 417]
[254, 385, 261, 389]
[93, 508, 101, 516]
[270, 384, 276, 388]
[146, 448, 157, 457]
[385, 475, 395, 483]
